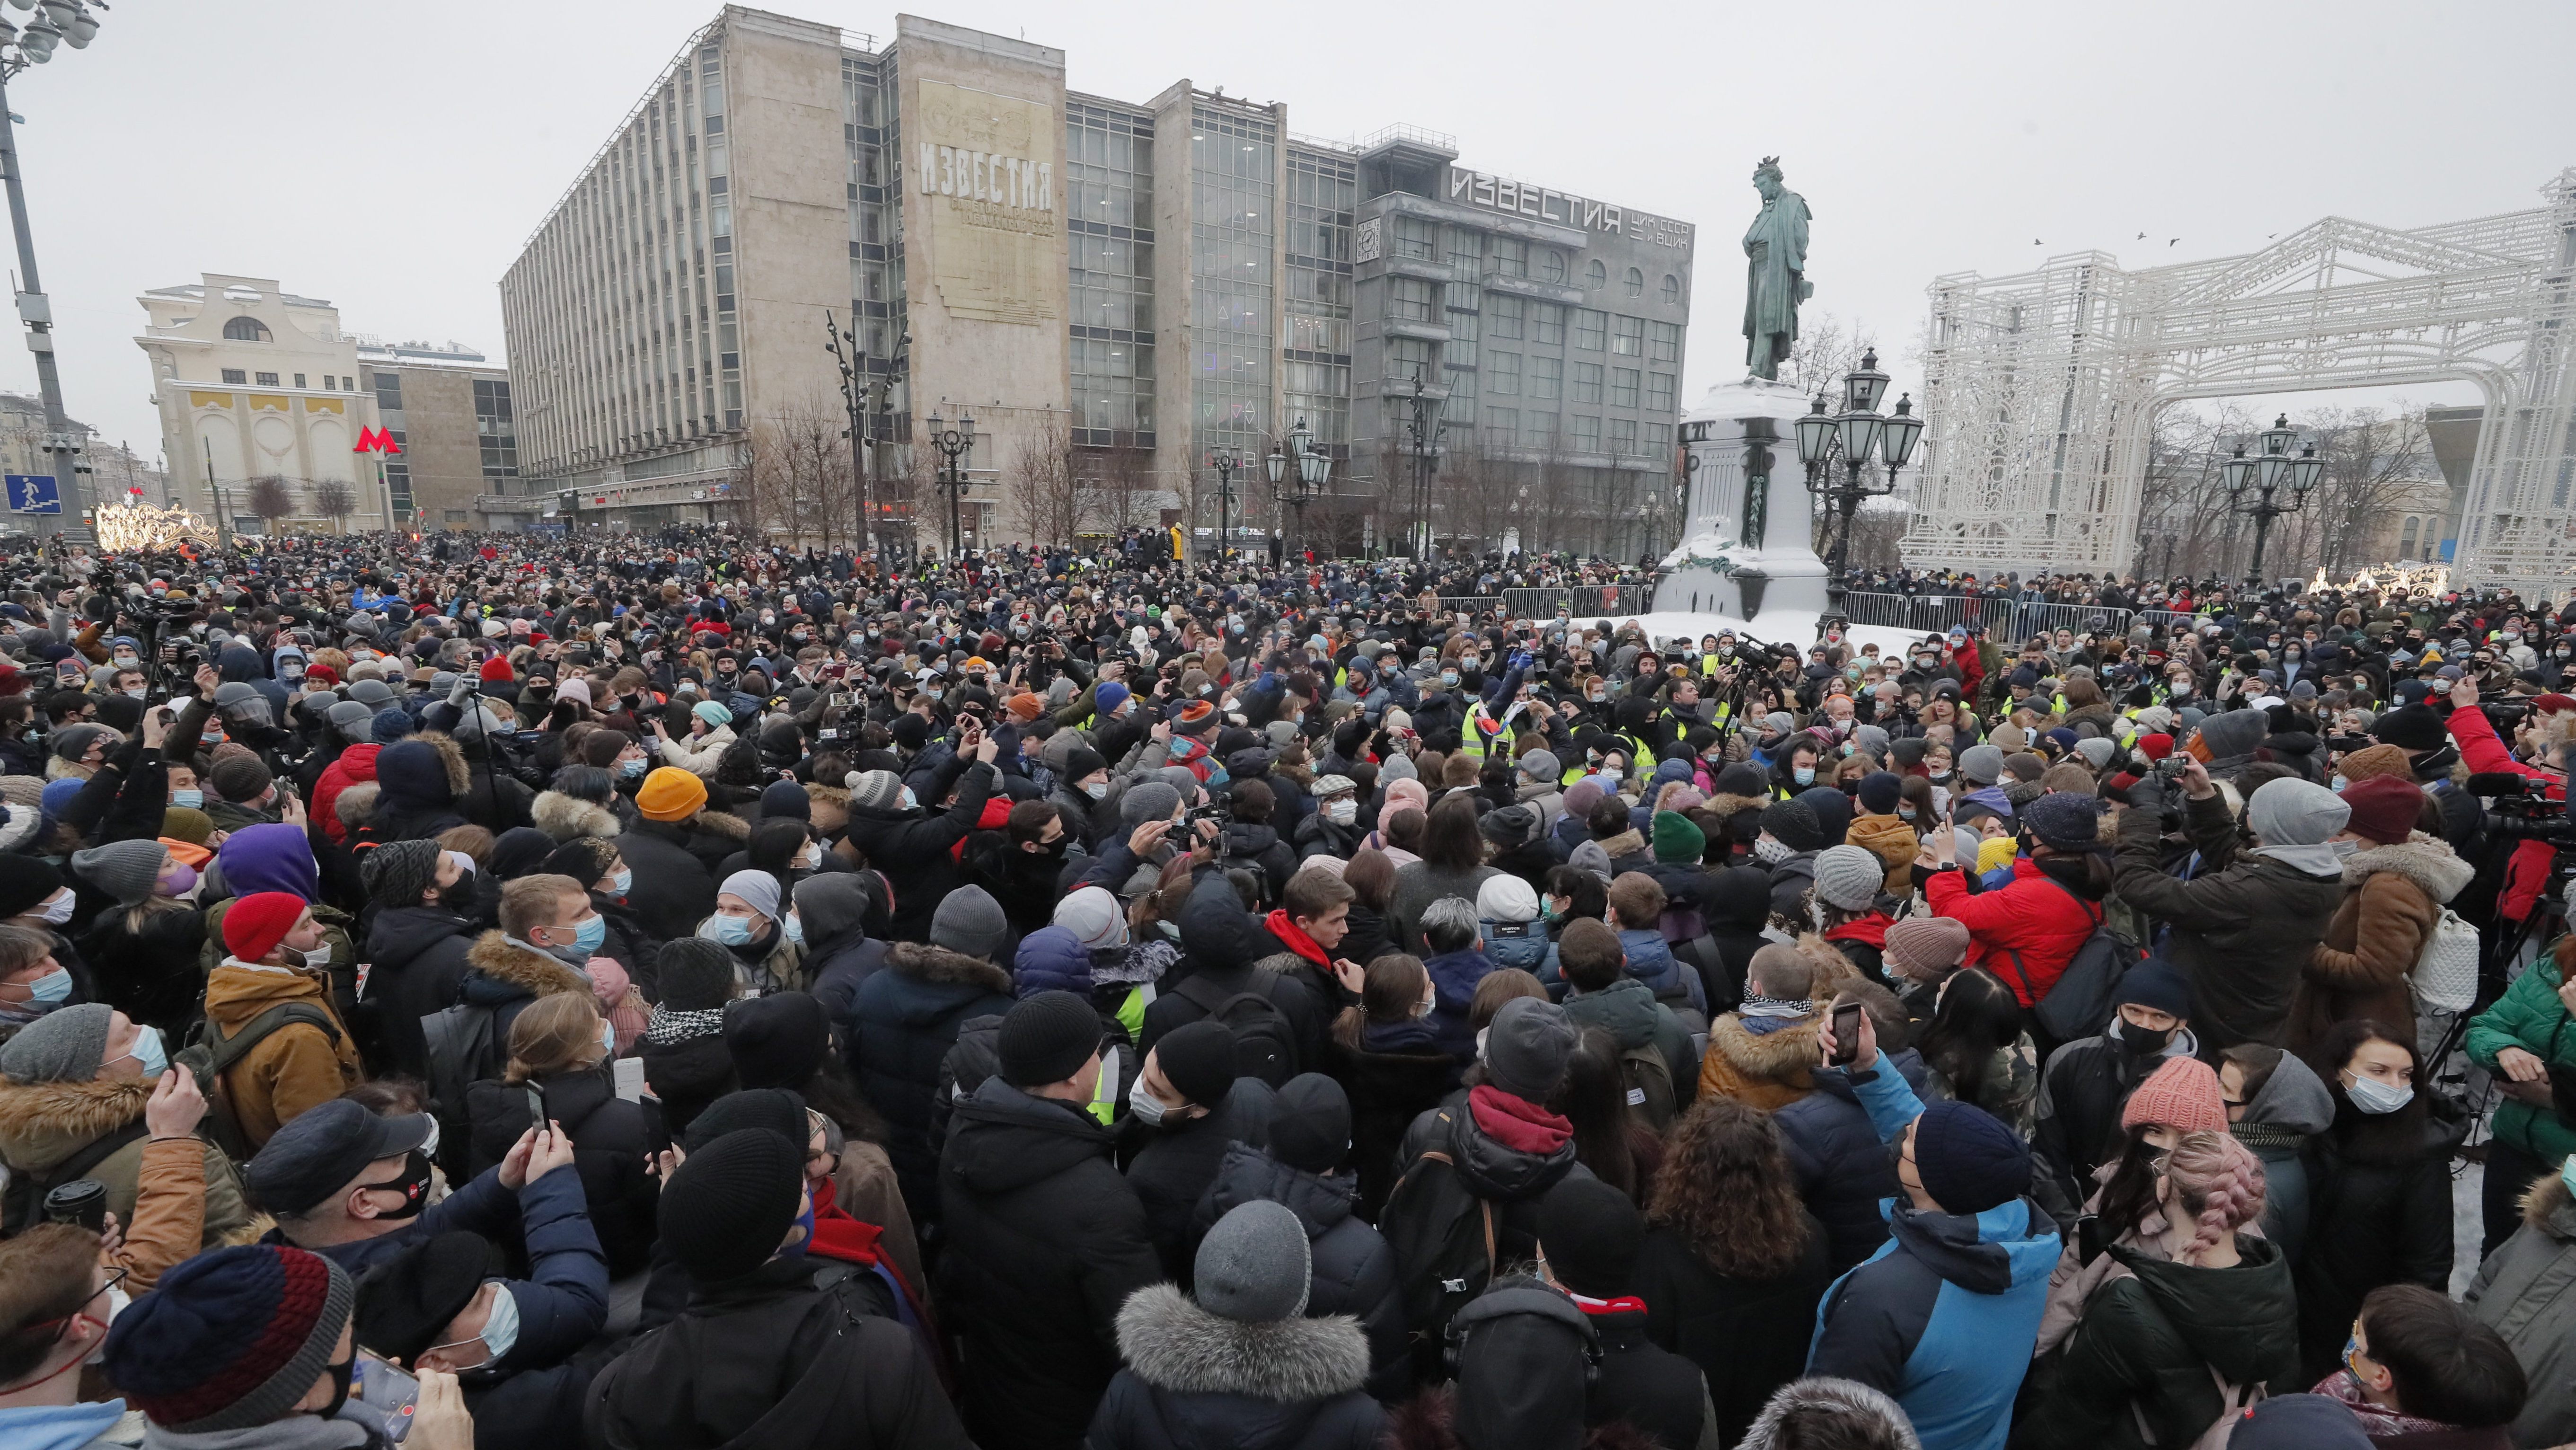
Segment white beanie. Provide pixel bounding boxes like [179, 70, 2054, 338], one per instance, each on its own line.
[1476, 874, 1540, 924]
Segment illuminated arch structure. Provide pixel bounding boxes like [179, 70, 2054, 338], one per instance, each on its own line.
[1902, 169, 2576, 601]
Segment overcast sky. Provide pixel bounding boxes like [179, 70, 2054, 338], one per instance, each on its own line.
[18, 0, 2574, 472]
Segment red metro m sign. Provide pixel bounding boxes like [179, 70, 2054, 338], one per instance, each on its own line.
[354, 427, 404, 456]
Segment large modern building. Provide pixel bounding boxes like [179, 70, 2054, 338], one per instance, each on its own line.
[132, 274, 516, 532]
[498, 6, 1696, 554]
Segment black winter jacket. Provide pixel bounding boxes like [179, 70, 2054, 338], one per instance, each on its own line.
[1634, 1217, 1835, 1446]
[1124, 1079, 1278, 1282]
[2295, 1106, 2461, 1383]
[637, 1027, 735, 1137]
[1195, 1141, 1410, 1401]
[939, 1076, 1163, 1450]
[840, 761, 997, 944]
[465, 1063, 663, 1278]
[849, 942, 1014, 1221]
[364, 903, 478, 1079]
[1326, 1020, 1456, 1223]
[613, 818, 723, 946]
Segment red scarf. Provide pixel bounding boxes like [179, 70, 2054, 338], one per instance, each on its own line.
[1825, 913, 1891, 949]
[949, 796, 1015, 860]
[1469, 1084, 1574, 1155]
[1263, 909, 1329, 969]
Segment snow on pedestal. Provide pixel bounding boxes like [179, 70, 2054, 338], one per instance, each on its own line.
[1654, 375, 1827, 622]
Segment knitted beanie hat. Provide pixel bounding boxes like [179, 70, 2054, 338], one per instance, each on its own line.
[1912, 1101, 2031, 1214]
[1119, 779, 1181, 828]
[103, 1245, 355, 1433]
[1153, 1020, 1237, 1109]
[1883, 915, 1971, 982]
[997, 990, 1102, 1087]
[0, 1002, 115, 1082]
[1476, 873, 1539, 924]
[715, 869, 782, 921]
[1650, 810, 1706, 865]
[1855, 772, 1904, 815]
[635, 766, 708, 822]
[1053, 885, 1128, 949]
[1958, 744, 2006, 786]
[2122, 1056, 2228, 1136]
[1195, 1199, 1312, 1323]
[1758, 799, 1825, 853]
[221, 892, 309, 964]
[1535, 1174, 1645, 1300]
[2021, 791, 2106, 854]
[209, 755, 273, 805]
[2339, 774, 2424, 846]
[931, 885, 1009, 960]
[1482, 997, 1578, 1101]
[70, 838, 168, 907]
[655, 937, 738, 1012]
[847, 769, 903, 812]
[1811, 845, 1885, 912]
[161, 808, 215, 846]
[2335, 743, 2417, 785]
[724, 991, 830, 1090]
[657, 1129, 806, 1282]
[360, 839, 442, 910]
[370, 707, 415, 743]
[2247, 778, 2348, 848]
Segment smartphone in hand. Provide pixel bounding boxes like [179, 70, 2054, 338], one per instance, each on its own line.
[1828, 1000, 1864, 1067]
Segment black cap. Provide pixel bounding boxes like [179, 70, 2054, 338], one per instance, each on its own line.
[1535, 1176, 1644, 1299]
[658, 1129, 805, 1282]
[724, 991, 830, 1090]
[998, 990, 1103, 1088]
[245, 1099, 435, 1217]
[353, 1232, 503, 1366]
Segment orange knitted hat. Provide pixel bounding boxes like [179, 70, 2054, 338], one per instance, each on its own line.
[2121, 1055, 2228, 1136]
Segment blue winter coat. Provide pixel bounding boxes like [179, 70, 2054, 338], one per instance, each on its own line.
[849, 940, 1016, 1219]
[1420, 946, 1495, 1071]
[1618, 928, 1707, 1015]
[1805, 1061, 2059, 1450]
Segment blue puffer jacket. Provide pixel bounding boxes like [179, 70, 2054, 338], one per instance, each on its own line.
[1012, 926, 1094, 996]
[1478, 919, 1551, 975]
[849, 940, 1015, 1220]
[1805, 1063, 2059, 1450]
[1618, 927, 1707, 1016]
[1774, 1049, 1929, 1274]
[1421, 946, 1496, 1072]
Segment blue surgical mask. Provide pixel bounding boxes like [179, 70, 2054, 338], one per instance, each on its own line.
[2344, 1073, 2414, 1115]
[126, 1026, 168, 1079]
[1792, 766, 1816, 786]
[571, 913, 607, 955]
[21, 967, 71, 1006]
[707, 914, 755, 946]
[619, 758, 646, 778]
[780, 1187, 817, 1259]
[610, 867, 633, 896]
[597, 1017, 617, 1059]
[781, 912, 804, 946]
[170, 789, 203, 809]
[475, 1283, 521, 1366]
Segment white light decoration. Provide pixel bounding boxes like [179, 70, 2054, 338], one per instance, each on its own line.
[2309, 561, 2452, 598]
[93, 500, 218, 552]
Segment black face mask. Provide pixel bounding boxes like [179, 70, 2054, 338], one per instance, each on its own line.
[357, 1150, 433, 1220]
[436, 880, 478, 915]
[320, 1359, 354, 1418]
[2113, 1017, 2173, 1057]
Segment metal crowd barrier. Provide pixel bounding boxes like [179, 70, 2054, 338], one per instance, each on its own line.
[2133, 609, 2204, 636]
[1838, 592, 2135, 642]
[1429, 586, 1653, 619]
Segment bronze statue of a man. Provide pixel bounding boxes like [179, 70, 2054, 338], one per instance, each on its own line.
[1743, 157, 1812, 381]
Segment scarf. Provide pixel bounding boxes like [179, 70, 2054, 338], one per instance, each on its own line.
[2312, 1369, 2452, 1437]
[646, 1004, 726, 1045]
[1739, 994, 1813, 1036]
[1468, 1084, 1574, 1156]
[1262, 909, 1330, 969]
[2252, 842, 2346, 878]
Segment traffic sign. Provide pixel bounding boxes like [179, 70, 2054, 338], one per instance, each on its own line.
[5, 474, 60, 513]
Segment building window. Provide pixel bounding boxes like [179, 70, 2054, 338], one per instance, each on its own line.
[1624, 266, 1644, 296]
[1491, 237, 1527, 278]
[221, 316, 271, 342]
[1489, 294, 1524, 340]
[1570, 414, 1601, 451]
[1387, 336, 1436, 381]
[1574, 309, 1606, 351]
[1482, 407, 1517, 445]
[1610, 368, 1640, 408]
[2400, 516, 2420, 558]
[1533, 303, 1564, 347]
[1612, 316, 1644, 356]
[1646, 373, 1675, 414]
[1650, 321, 1680, 363]
[1394, 215, 1438, 260]
[1447, 228, 1482, 279]
[1572, 362, 1603, 404]
[1660, 274, 1681, 306]
[1537, 249, 1566, 283]
[475, 377, 518, 478]
[255, 372, 279, 388]
[1585, 258, 1606, 290]
[1487, 351, 1520, 396]
[1528, 355, 1561, 401]
[221, 368, 247, 385]
[1522, 412, 1555, 449]
[445, 509, 470, 523]
[1389, 276, 1437, 324]
[293, 374, 307, 389]
[1609, 417, 1639, 453]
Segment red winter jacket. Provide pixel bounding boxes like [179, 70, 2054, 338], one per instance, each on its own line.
[2449, 703, 2564, 923]
[1925, 857, 2101, 1007]
[312, 743, 381, 845]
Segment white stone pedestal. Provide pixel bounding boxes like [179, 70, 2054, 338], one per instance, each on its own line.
[1653, 376, 1828, 622]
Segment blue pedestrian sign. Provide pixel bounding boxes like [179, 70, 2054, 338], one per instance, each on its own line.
[5, 474, 60, 513]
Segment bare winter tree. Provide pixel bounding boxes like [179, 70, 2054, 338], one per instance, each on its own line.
[245, 476, 295, 535]
[2280, 407, 2436, 576]
[311, 479, 358, 532]
[1782, 309, 1878, 402]
[1005, 414, 1084, 545]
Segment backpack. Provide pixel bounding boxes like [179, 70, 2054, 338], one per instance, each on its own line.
[2408, 905, 2481, 1015]
[2134, 1363, 2266, 1449]
[1480, 920, 1550, 974]
[1616, 1039, 1678, 1131]
[1171, 971, 1298, 1087]
[2001, 875, 2139, 1042]
[0, 1119, 149, 1236]
[182, 1003, 345, 1163]
[1381, 1143, 1498, 1379]
[420, 1002, 502, 1165]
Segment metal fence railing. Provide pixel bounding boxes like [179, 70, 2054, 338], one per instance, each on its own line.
[1838, 592, 2136, 642]
[2133, 609, 2204, 636]
[1429, 586, 1653, 619]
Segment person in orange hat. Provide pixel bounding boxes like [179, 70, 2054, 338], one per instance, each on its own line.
[201, 891, 362, 1150]
[612, 766, 725, 944]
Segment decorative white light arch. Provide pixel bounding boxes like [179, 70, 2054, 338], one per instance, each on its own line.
[1902, 169, 2576, 601]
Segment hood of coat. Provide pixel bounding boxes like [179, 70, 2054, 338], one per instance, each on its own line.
[1446, 1096, 1578, 1203]
[1705, 792, 1773, 825]
[2110, 1235, 2296, 1382]
[2342, 833, 2476, 904]
[1114, 1282, 1371, 1403]
[1706, 1011, 1821, 1086]
[461, 930, 595, 1002]
[944, 1074, 1118, 1194]
[881, 941, 1012, 1002]
[0, 1073, 150, 1173]
[2240, 1049, 2336, 1136]
[531, 790, 622, 843]
[1737, 1375, 1923, 1450]
[1202, 1140, 1355, 1238]
[2523, 1163, 2576, 1240]
[1593, 828, 1645, 860]
[375, 734, 467, 806]
[1563, 978, 1662, 1051]
[1219, 821, 1284, 858]
[1845, 811, 1918, 866]
[1179, 875, 1272, 975]
[366, 905, 478, 976]
[1884, 1194, 2058, 1297]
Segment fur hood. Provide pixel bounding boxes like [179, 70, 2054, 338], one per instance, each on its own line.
[693, 808, 752, 843]
[1114, 1282, 1370, 1402]
[2343, 832, 2475, 905]
[531, 790, 621, 842]
[1791, 932, 1866, 989]
[1707, 1010, 1824, 1080]
[1737, 1376, 1922, 1450]
[2523, 1161, 2576, 1238]
[463, 930, 595, 998]
[882, 940, 1013, 995]
[1705, 791, 1773, 822]
[335, 781, 381, 831]
[411, 731, 472, 795]
[44, 757, 95, 783]
[0, 1074, 150, 1172]
[1595, 829, 1644, 859]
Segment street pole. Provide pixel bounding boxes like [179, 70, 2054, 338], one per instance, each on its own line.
[0, 66, 79, 539]
[204, 436, 227, 549]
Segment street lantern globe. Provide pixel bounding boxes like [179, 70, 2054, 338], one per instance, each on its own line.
[1299, 446, 1332, 489]
[1835, 404, 1885, 473]
[1843, 348, 1890, 416]
[958, 412, 975, 448]
[1287, 415, 1312, 460]
[2260, 413, 2300, 459]
[1795, 394, 1837, 466]
[2288, 442, 2323, 497]
[2257, 437, 2292, 491]
[1265, 442, 1288, 485]
[1880, 393, 1925, 470]
[2222, 445, 2256, 494]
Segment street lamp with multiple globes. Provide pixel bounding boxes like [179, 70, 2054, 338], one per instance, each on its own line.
[0, 0, 107, 541]
[925, 409, 975, 558]
[1796, 347, 1925, 613]
[1265, 415, 1333, 561]
[2223, 413, 2323, 584]
[1207, 447, 1243, 560]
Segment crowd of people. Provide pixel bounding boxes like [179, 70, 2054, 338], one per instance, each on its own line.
[0, 525, 2569, 1450]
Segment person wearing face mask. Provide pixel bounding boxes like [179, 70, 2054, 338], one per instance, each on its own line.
[2294, 1019, 2459, 1386]
[1294, 774, 1366, 861]
[0, 1224, 156, 1448]
[198, 892, 363, 1151]
[101, 1241, 477, 1450]
[355, 842, 484, 1081]
[351, 1218, 614, 1450]
[69, 839, 210, 1040]
[459, 992, 659, 1278]
[694, 868, 806, 996]
[2027, 959, 2200, 1232]
[201, 821, 364, 1046]
[1122, 1019, 1282, 1282]
[418, 875, 610, 1166]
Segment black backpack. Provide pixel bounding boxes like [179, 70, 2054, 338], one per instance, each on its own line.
[420, 1002, 502, 1168]
[2000, 875, 2139, 1043]
[1381, 1133, 1499, 1382]
[182, 1002, 345, 1163]
[0, 1120, 149, 1236]
[1170, 971, 1298, 1087]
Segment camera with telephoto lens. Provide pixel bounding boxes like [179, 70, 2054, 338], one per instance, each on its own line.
[2474, 773, 2576, 846]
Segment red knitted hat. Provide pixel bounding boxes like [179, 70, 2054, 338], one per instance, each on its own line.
[479, 654, 516, 683]
[2121, 1056, 2227, 1136]
[2137, 733, 2175, 762]
[221, 891, 309, 964]
[2340, 774, 2426, 846]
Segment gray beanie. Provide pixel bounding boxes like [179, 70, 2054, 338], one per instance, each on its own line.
[1155, 765, 1201, 801]
[792, 872, 874, 943]
[1812, 845, 1885, 912]
[1120, 780, 1181, 828]
[1482, 996, 1578, 1101]
[360, 839, 443, 909]
[931, 885, 1009, 959]
[50, 723, 111, 764]
[71, 838, 169, 906]
[0, 1001, 115, 1082]
[1517, 749, 1560, 783]
[2247, 777, 2349, 847]
[2073, 737, 2117, 770]
[1378, 752, 1418, 784]
[1194, 1199, 1313, 1322]
[847, 769, 903, 812]
[1958, 743, 2005, 787]
[2195, 708, 2268, 761]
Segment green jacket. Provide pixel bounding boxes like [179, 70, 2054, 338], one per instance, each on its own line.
[2016, 1237, 2298, 1450]
[2467, 947, 2576, 1163]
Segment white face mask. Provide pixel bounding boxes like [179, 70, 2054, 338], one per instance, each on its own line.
[1127, 1076, 1170, 1126]
[1326, 799, 1357, 825]
[36, 890, 75, 925]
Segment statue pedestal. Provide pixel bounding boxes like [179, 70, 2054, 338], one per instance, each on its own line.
[1654, 376, 1827, 626]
